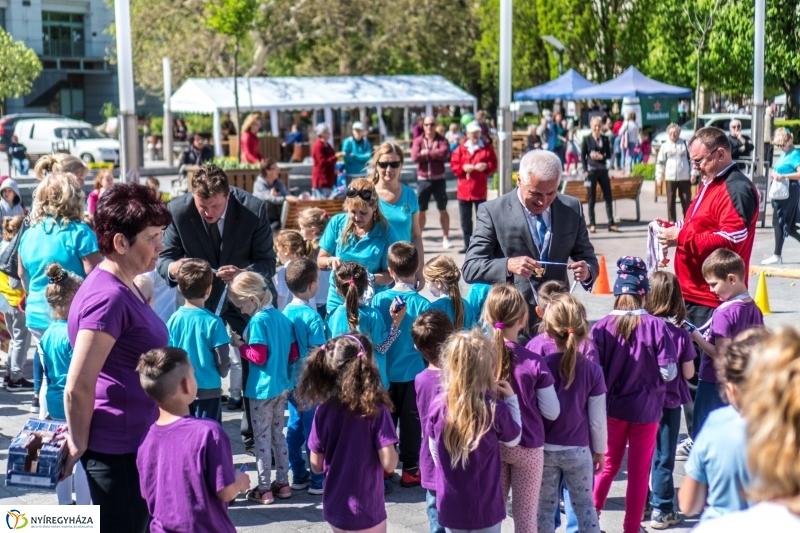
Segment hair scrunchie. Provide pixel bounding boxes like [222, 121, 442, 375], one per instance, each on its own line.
[493, 322, 504, 329]
[48, 270, 68, 284]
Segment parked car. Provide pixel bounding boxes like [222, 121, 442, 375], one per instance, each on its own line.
[13, 118, 120, 166]
[0, 113, 64, 152]
[652, 113, 751, 150]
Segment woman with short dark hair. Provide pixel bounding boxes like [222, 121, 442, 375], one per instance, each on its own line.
[63, 182, 172, 533]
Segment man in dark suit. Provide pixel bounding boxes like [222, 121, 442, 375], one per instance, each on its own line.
[156, 164, 277, 450]
[462, 150, 598, 332]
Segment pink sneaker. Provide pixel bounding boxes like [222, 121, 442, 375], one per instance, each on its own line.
[271, 481, 292, 499]
[246, 487, 274, 504]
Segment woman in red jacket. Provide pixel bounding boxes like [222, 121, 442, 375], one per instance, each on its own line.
[311, 123, 344, 198]
[240, 114, 263, 164]
[450, 121, 498, 252]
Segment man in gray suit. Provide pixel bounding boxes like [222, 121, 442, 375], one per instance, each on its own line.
[463, 150, 598, 330]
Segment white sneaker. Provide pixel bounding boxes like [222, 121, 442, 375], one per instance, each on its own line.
[761, 255, 782, 265]
[442, 237, 452, 249]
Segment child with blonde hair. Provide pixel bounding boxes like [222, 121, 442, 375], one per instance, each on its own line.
[591, 257, 678, 533]
[423, 255, 476, 329]
[273, 229, 315, 310]
[428, 328, 522, 533]
[297, 207, 330, 317]
[694, 328, 800, 532]
[484, 283, 559, 533]
[227, 271, 297, 504]
[296, 333, 399, 533]
[537, 293, 606, 533]
[526, 280, 598, 361]
[38, 263, 90, 505]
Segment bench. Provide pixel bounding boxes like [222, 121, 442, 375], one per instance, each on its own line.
[280, 198, 346, 230]
[560, 175, 644, 222]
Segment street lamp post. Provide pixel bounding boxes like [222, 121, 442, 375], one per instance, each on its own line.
[115, 0, 139, 181]
[752, 0, 766, 179]
[498, 0, 513, 195]
[542, 35, 566, 76]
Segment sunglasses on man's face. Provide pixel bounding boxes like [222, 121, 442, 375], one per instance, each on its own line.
[346, 188, 374, 201]
[377, 161, 401, 169]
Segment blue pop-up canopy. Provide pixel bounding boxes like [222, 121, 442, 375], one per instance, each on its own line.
[573, 66, 692, 99]
[513, 69, 595, 100]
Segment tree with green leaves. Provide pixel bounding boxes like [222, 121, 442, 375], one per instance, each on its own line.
[0, 28, 42, 116]
[204, 0, 257, 160]
[475, 0, 550, 111]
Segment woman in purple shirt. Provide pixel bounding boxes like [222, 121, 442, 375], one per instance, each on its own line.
[64, 183, 172, 533]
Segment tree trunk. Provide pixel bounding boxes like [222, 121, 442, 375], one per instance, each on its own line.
[784, 81, 800, 120]
[234, 38, 241, 163]
[694, 52, 702, 131]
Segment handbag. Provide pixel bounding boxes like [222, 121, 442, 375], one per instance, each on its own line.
[768, 177, 790, 201]
[0, 217, 29, 280]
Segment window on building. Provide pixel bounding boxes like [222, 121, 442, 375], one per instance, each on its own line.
[42, 11, 85, 57]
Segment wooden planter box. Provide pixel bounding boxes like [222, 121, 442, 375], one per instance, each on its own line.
[185, 166, 289, 194]
[227, 136, 282, 162]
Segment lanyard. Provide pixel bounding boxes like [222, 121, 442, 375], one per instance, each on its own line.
[609, 309, 648, 316]
[689, 163, 737, 220]
[698, 292, 750, 338]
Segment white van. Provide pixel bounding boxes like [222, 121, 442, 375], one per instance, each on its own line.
[13, 118, 120, 165]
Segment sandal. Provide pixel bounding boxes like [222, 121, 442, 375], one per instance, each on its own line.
[609, 225, 621, 232]
[589, 225, 596, 233]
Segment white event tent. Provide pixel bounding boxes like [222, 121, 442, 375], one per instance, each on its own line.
[168, 75, 478, 156]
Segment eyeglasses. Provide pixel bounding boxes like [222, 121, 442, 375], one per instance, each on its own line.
[346, 188, 374, 201]
[423, 123, 436, 127]
[731, 125, 741, 129]
[377, 161, 401, 169]
[690, 148, 719, 168]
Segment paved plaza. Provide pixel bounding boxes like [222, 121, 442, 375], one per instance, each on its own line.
[1, 180, 798, 532]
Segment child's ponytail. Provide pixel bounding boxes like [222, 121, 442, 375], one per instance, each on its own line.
[424, 256, 465, 329]
[295, 343, 338, 409]
[543, 293, 589, 389]
[482, 284, 527, 381]
[334, 262, 369, 331]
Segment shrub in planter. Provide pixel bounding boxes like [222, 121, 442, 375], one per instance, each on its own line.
[632, 163, 655, 181]
[185, 114, 214, 134]
[150, 117, 164, 136]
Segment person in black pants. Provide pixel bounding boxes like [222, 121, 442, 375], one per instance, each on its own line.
[581, 117, 619, 233]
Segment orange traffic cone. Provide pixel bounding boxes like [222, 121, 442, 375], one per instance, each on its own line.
[593, 255, 612, 295]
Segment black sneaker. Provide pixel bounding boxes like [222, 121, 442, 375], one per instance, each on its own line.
[7, 378, 34, 392]
[3, 374, 11, 387]
[30, 395, 40, 413]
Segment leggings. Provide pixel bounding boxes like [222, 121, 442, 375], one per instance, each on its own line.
[501, 445, 544, 533]
[56, 458, 91, 505]
[772, 182, 800, 256]
[586, 169, 613, 227]
[250, 394, 290, 490]
[593, 417, 658, 533]
[81, 450, 149, 533]
[538, 447, 601, 533]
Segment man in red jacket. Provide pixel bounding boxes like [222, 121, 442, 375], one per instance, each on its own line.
[311, 123, 344, 198]
[450, 121, 498, 252]
[412, 116, 452, 248]
[657, 126, 758, 438]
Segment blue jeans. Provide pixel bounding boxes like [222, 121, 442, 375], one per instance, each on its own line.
[33, 346, 43, 396]
[693, 380, 726, 439]
[287, 394, 323, 488]
[426, 489, 445, 533]
[651, 406, 681, 514]
[190, 396, 222, 423]
[12, 158, 29, 175]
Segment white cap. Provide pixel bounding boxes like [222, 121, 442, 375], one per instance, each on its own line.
[351, 121, 365, 131]
[466, 121, 482, 133]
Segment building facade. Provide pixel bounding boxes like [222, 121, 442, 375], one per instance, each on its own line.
[1, 0, 160, 123]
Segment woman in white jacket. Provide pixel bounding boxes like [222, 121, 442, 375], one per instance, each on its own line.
[655, 124, 693, 223]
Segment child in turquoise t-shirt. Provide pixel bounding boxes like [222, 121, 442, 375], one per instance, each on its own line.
[423, 255, 477, 329]
[466, 282, 491, 320]
[229, 271, 298, 505]
[38, 262, 90, 505]
[282, 258, 326, 494]
[371, 242, 431, 487]
[326, 262, 405, 388]
[167, 259, 231, 423]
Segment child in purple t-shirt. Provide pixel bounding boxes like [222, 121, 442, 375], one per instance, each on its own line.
[591, 256, 678, 533]
[296, 333, 399, 533]
[645, 271, 697, 529]
[691, 249, 764, 439]
[411, 310, 455, 533]
[537, 293, 606, 533]
[135, 347, 250, 533]
[484, 283, 559, 532]
[428, 328, 522, 533]
[526, 280, 599, 361]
